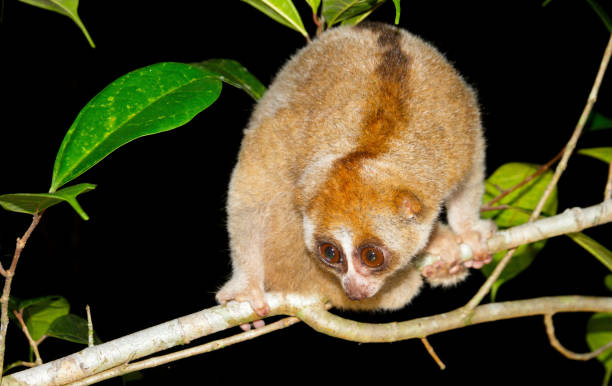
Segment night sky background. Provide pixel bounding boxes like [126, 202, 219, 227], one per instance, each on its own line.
[1, 1, 612, 384]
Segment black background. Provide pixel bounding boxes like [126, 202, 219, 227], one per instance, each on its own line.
[1, 1, 612, 384]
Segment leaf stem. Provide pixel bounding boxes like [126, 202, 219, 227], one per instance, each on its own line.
[12, 310, 42, 365]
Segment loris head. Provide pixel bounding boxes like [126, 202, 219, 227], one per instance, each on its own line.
[299, 153, 437, 301]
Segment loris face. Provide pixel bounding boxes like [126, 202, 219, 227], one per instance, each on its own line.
[300, 158, 437, 301]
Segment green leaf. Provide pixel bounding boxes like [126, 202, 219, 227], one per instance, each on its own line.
[18, 0, 95, 47]
[481, 163, 558, 300]
[578, 147, 612, 164]
[21, 296, 70, 341]
[567, 232, 612, 271]
[190, 59, 266, 101]
[391, 0, 400, 24]
[47, 314, 101, 345]
[605, 274, 612, 292]
[340, 6, 379, 25]
[0, 183, 95, 220]
[586, 0, 612, 32]
[586, 313, 612, 385]
[241, 0, 308, 38]
[482, 163, 558, 226]
[305, 0, 321, 13]
[589, 112, 612, 131]
[323, 0, 386, 26]
[50, 63, 222, 192]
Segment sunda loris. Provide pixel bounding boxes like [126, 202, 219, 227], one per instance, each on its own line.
[217, 22, 495, 316]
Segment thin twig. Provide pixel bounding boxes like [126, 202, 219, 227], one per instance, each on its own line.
[531, 33, 612, 221]
[605, 159, 612, 201]
[482, 147, 565, 211]
[420, 337, 446, 370]
[4, 360, 37, 372]
[463, 249, 516, 311]
[544, 313, 612, 361]
[481, 204, 511, 213]
[86, 305, 94, 347]
[67, 316, 301, 386]
[12, 310, 42, 365]
[465, 33, 612, 313]
[0, 212, 43, 377]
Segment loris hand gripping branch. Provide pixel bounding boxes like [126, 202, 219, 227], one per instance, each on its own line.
[216, 22, 496, 317]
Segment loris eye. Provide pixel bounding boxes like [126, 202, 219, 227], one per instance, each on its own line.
[319, 243, 341, 264]
[361, 246, 384, 268]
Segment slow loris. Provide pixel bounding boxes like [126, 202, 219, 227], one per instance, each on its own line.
[217, 22, 495, 316]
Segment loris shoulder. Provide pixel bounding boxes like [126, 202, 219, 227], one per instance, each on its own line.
[216, 22, 495, 317]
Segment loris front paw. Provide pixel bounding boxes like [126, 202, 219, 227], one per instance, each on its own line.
[457, 219, 496, 269]
[216, 276, 270, 317]
[422, 225, 468, 287]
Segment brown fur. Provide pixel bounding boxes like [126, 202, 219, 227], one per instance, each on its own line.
[216, 23, 495, 314]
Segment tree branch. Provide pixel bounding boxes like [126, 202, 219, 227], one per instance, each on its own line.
[5, 294, 612, 385]
[4, 200, 612, 385]
[67, 316, 301, 386]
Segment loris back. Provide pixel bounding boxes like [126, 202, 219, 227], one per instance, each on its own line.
[217, 23, 493, 316]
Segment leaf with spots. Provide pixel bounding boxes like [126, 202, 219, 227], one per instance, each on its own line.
[190, 59, 266, 101]
[50, 62, 222, 192]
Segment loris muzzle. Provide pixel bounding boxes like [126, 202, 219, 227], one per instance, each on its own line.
[216, 22, 495, 317]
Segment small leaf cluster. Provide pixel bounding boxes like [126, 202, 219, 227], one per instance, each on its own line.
[241, 0, 401, 39]
[6, 296, 100, 371]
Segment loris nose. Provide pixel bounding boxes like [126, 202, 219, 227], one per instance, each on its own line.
[346, 291, 368, 301]
[343, 277, 373, 300]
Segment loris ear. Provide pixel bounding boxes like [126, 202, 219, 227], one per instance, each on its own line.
[394, 190, 423, 219]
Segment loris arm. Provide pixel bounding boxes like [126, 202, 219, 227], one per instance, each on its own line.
[216, 163, 271, 317]
[422, 154, 496, 286]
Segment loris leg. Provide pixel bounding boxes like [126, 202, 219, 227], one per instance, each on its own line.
[445, 159, 496, 268]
